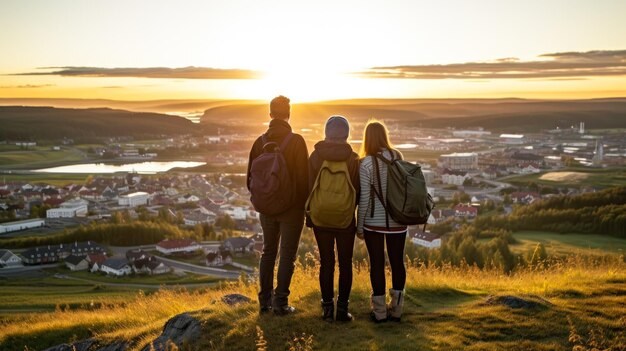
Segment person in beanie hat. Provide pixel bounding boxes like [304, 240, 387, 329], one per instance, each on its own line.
[306, 115, 360, 322]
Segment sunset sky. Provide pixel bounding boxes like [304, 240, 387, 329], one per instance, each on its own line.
[1, 0, 626, 102]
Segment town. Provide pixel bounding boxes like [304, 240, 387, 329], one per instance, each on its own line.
[1, 119, 623, 278]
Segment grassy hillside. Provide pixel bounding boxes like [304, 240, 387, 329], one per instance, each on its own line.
[0, 106, 199, 140]
[1, 258, 624, 351]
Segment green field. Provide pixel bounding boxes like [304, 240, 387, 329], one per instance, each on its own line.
[48, 268, 221, 285]
[0, 147, 85, 169]
[0, 173, 93, 186]
[505, 166, 626, 188]
[510, 231, 626, 256]
[0, 276, 143, 311]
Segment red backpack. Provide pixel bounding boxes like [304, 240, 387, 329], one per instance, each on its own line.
[249, 133, 295, 216]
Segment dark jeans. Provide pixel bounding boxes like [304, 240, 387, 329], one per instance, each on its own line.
[313, 228, 356, 303]
[363, 229, 407, 296]
[258, 212, 304, 308]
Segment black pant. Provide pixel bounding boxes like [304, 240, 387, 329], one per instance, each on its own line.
[258, 213, 304, 307]
[363, 229, 407, 296]
[314, 228, 356, 303]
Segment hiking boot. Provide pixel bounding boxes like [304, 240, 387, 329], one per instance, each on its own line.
[388, 289, 404, 322]
[273, 305, 296, 316]
[259, 305, 272, 314]
[370, 294, 388, 323]
[336, 300, 353, 322]
[321, 300, 334, 322]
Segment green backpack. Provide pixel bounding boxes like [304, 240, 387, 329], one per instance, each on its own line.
[372, 154, 435, 229]
[306, 160, 356, 229]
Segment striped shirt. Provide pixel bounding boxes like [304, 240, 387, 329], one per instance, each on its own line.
[357, 149, 408, 234]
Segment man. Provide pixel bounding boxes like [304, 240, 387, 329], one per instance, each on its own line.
[247, 95, 309, 315]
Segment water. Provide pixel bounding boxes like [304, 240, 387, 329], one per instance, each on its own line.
[35, 161, 206, 174]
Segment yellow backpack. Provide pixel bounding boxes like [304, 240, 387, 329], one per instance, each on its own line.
[306, 160, 356, 229]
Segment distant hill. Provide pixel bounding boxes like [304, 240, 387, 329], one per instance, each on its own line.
[0, 106, 199, 140]
[201, 98, 626, 132]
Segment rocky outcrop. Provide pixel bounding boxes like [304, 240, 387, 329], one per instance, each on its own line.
[221, 293, 252, 306]
[484, 295, 552, 309]
[42, 339, 96, 351]
[141, 313, 202, 351]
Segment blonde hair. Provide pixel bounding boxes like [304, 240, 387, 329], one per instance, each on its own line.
[359, 119, 395, 158]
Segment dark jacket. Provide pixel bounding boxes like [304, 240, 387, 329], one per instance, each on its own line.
[247, 118, 309, 219]
[307, 140, 360, 233]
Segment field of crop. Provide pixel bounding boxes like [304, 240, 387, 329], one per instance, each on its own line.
[505, 166, 626, 188]
[1, 256, 624, 351]
[0, 173, 92, 187]
[511, 231, 626, 256]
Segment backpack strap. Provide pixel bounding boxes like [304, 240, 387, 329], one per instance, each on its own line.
[278, 132, 294, 153]
[371, 155, 390, 230]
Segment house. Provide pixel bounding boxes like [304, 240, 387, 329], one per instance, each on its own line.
[156, 238, 201, 255]
[177, 194, 200, 204]
[86, 253, 107, 272]
[126, 249, 150, 262]
[66, 241, 104, 256]
[0, 218, 45, 234]
[441, 169, 470, 186]
[133, 256, 169, 275]
[100, 258, 132, 276]
[431, 209, 455, 223]
[221, 237, 255, 256]
[64, 254, 88, 271]
[510, 192, 541, 204]
[249, 233, 264, 253]
[183, 211, 216, 226]
[0, 249, 22, 267]
[205, 251, 234, 267]
[20, 245, 65, 265]
[519, 163, 541, 174]
[409, 230, 442, 249]
[453, 204, 478, 218]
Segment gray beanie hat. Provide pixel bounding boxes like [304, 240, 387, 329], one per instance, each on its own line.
[324, 115, 350, 142]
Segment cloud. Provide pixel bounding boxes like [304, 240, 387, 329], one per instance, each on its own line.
[0, 84, 55, 88]
[356, 50, 626, 80]
[12, 66, 262, 79]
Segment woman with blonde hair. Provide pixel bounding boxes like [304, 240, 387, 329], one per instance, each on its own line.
[357, 120, 407, 323]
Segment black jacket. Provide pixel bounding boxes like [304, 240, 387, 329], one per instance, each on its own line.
[307, 140, 360, 233]
[247, 118, 309, 219]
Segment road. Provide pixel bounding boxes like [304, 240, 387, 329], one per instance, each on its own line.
[108, 243, 243, 279]
[52, 273, 219, 289]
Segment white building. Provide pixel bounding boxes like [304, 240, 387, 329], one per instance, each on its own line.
[439, 153, 478, 170]
[156, 238, 201, 255]
[0, 249, 23, 267]
[221, 206, 248, 220]
[118, 192, 150, 207]
[441, 170, 470, 185]
[499, 134, 525, 145]
[409, 230, 441, 249]
[0, 218, 45, 234]
[100, 258, 132, 276]
[46, 198, 89, 218]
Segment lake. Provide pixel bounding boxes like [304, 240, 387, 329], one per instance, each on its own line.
[34, 161, 205, 174]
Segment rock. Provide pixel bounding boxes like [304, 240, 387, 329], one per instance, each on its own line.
[484, 295, 551, 309]
[43, 339, 127, 351]
[142, 313, 202, 351]
[221, 293, 252, 306]
[43, 339, 96, 351]
[95, 342, 128, 351]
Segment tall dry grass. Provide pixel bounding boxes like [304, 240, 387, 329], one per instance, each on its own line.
[2, 254, 624, 351]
